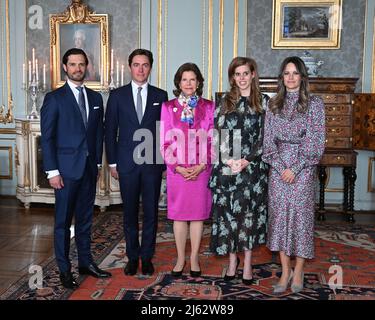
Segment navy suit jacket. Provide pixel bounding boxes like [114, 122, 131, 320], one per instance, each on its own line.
[104, 83, 168, 174]
[41, 82, 104, 180]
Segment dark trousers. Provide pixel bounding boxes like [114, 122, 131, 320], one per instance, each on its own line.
[54, 161, 96, 273]
[119, 167, 162, 261]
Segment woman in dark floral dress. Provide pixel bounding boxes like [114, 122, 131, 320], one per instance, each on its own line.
[209, 57, 269, 285]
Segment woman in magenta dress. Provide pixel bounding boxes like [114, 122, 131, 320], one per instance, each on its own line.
[262, 56, 325, 294]
[160, 63, 214, 277]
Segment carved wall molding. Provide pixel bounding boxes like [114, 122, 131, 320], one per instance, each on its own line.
[0, 0, 13, 124]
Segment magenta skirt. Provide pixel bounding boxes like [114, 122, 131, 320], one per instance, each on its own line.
[166, 169, 212, 221]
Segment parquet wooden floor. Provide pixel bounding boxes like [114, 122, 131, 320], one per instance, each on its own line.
[0, 196, 111, 295]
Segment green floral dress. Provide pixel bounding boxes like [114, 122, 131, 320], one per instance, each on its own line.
[209, 94, 269, 255]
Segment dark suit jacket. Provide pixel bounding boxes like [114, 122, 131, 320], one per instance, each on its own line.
[40, 82, 104, 180]
[104, 83, 168, 174]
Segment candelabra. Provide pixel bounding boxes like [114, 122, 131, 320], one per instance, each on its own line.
[23, 74, 47, 120]
[100, 49, 124, 96]
[99, 69, 118, 96]
[108, 68, 117, 91]
[22, 48, 47, 119]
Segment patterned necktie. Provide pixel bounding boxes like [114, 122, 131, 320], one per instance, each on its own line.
[76, 86, 88, 129]
[136, 86, 143, 124]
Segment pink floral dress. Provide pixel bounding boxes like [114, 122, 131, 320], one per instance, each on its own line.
[262, 92, 325, 259]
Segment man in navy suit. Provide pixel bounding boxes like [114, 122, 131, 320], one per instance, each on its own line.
[41, 48, 112, 289]
[105, 49, 168, 276]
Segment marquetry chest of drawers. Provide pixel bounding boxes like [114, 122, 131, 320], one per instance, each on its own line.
[259, 77, 358, 222]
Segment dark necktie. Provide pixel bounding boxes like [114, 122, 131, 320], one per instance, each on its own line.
[76, 86, 88, 129]
[136, 86, 143, 124]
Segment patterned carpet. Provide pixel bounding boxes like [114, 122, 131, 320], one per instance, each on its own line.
[1, 211, 374, 300]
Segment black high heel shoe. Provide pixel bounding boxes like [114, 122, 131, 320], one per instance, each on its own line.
[242, 276, 255, 285]
[190, 263, 201, 277]
[242, 265, 255, 285]
[171, 262, 186, 277]
[190, 269, 201, 277]
[224, 257, 240, 281]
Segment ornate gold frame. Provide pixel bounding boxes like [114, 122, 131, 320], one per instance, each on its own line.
[49, 0, 109, 90]
[272, 0, 342, 49]
[0, 0, 13, 124]
[372, 15, 375, 93]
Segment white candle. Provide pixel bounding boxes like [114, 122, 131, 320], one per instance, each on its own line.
[22, 63, 26, 86]
[32, 48, 35, 74]
[121, 64, 124, 86]
[43, 64, 46, 86]
[28, 60, 32, 83]
[110, 49, 114, 72]
[35, 59, 39, 84]
[116, 60, 119, 84]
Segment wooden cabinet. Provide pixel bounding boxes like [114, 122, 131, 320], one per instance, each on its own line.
[15, 118, 122, 211]
[352, 94, 375, 150]
[259, 77, 358, 222]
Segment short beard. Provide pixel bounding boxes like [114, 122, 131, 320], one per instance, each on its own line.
[67, 71, 86, 82]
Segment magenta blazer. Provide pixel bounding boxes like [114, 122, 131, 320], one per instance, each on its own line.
[160, 97, 214, 220]
[160, 97, 215, 172]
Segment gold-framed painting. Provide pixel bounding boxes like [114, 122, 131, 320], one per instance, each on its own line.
[272, 0, 342, 49]
[49, 0, 109, 90]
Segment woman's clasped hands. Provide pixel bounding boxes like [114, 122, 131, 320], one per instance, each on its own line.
[226, 158, 249, 174]
[281, 168, 295, 184]
[176, 164, 206, 181]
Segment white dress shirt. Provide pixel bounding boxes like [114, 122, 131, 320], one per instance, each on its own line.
[67, 79, 90, 119]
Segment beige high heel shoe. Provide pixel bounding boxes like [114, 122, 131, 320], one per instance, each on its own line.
[273, 269, 293, 294]
[291, 272, 304, 293]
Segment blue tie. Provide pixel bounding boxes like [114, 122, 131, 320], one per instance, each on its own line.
[76, 86, 88, 129]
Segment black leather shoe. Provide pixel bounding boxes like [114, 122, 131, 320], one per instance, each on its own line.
[124, 259, 138, 276]
[224, 257, 240, 281]
[78, 263, 112, 278]
[60, 271, 79, 289]
[171, 262, 186, 277]
[141, 259, 154, 275]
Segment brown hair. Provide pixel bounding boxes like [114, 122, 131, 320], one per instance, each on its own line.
[173, 63, 204, 97]
[62, 48, 88, 66]
[128, 48, 154, 68]
[269, 56, 310, 114]
[221, 57, 263, 115]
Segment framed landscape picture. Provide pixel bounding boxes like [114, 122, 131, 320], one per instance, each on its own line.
[272, 0, 342, 49]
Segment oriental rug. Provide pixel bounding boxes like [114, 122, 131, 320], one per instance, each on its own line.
[1, 211, 374, 300]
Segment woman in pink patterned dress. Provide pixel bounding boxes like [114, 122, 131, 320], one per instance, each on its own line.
[262, 56, 325, 294]
[160, 63, 214, 277]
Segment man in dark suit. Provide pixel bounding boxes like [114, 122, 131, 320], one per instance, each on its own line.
[105, 49, 168, 276]
[41, 48, 112, 289]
